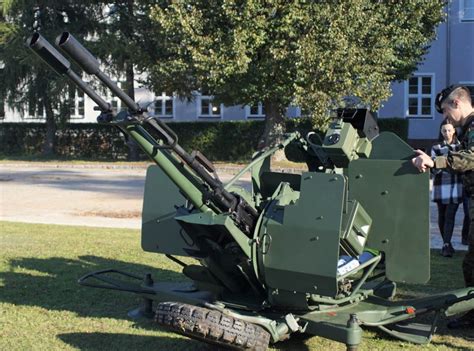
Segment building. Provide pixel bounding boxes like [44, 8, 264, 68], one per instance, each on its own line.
[378, 0, 474, 144]
[0, 82, 300, 123]
[1, 0, 473, 144]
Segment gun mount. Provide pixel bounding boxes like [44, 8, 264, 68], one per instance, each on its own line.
[27, 32, 474, 351]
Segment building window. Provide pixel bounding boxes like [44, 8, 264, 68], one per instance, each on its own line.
[27, 99, 45, 119]
[461, 0, 474, 21]
[154, 92, 174, 118]
[107, 81, 124, 113]
[198, 93, 222, 118]
[406, 75, 434, 118]
[245, 103, 265, 119]
[69, 88, 85, 119]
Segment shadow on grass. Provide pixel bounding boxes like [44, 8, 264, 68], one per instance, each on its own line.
[0, 254, 184, 320]
[271, 333, 312, 351]
[58, 332, 214, 351]
[58, 331, 314, 351]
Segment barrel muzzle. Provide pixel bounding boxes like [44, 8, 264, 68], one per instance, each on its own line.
[26, 32, 71, 75]
[56, 32, 100, 75]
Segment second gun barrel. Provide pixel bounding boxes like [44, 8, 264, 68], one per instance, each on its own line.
[56, 32, 140, 113]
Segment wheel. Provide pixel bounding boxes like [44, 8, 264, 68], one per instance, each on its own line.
[155, 301, 271, 351]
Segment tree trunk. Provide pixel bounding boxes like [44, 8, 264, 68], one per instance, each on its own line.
[258, 99, 287, 162]
[124, 57, 140, 161]
[42, 96, 56, 157]
[124, 0, 140, 161]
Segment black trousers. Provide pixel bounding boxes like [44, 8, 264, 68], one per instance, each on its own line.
[436, 202, 460, 244]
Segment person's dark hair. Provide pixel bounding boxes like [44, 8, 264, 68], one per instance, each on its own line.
[437, 119, 457, 142]
[435, 85, 472, 113]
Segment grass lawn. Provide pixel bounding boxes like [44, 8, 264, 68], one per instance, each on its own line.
[1, 221, 473, 351]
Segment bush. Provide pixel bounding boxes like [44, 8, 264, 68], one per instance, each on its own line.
[0, 121, 265, 162]
[169, 121, 264, 161]
[377, 118, 408, 141]
[0, 123, 129, 160]
[0, 117, 408, 161]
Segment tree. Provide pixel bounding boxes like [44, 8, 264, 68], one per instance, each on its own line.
[0, 0, 162, 158]
[148, 1, 445, 148]
[0, 0, 104, 156]
[90, 0, 162, 160]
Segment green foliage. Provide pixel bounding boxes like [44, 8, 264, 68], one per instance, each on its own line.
[85, 1, 163, 99]
[377, 118, 409, 141]
[0, 122, 129, 159]
[0, 0, 105, 107]
[1, 1, 443, 153]
[0, 0, 159, 155]
[0, 0, 107, 155]
[169, 121, 264, 161]
[148, 1, 445, 130]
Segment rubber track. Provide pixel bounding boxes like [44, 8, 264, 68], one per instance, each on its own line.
[155, 301, 271, 350]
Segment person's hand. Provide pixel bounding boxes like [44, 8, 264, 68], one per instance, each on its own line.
[411, 149, 434, 172]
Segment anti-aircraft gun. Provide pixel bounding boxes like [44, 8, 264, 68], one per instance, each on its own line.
[27, 32, 474, 351]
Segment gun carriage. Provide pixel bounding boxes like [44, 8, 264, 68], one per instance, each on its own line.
[27, 32, 474, 351]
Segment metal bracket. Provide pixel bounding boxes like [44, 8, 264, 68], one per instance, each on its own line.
[78, 269, 156, 295]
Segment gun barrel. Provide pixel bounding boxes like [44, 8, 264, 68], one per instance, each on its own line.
[56, 32, 140, 113]
[27, 33, 111, 112]
[27, 31, 258, 235]
[27, 32, 71, 75]
[56, 32, 100, 75]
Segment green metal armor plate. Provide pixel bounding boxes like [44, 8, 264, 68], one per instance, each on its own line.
[258, 173, 345, 297]
[141, 165, 194, 256]
[347, 132, 430, 283]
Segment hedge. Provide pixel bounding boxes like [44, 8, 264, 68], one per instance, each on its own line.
[376, 117, 408, 142]
[0, 121, 264, 161]
[0, 117, 408, 161]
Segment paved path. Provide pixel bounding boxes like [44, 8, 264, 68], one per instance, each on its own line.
[0, 163, 468, 251]
[0, 163, 249, 229]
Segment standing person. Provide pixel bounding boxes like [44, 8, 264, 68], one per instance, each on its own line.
[431, 121, 463, 257]
[412, 84, 474, 328]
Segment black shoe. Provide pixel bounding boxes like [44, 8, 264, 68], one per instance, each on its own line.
[447, 243, 455, 255]
[447, 311, 474, 329]
[441, 244, 453, 257]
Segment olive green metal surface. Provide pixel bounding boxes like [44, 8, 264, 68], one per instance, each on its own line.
[347, 132, 430, 283]
[141, 165, 194, 256]
[128, 125, 211, 213]
[258, 173, 345, 297]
